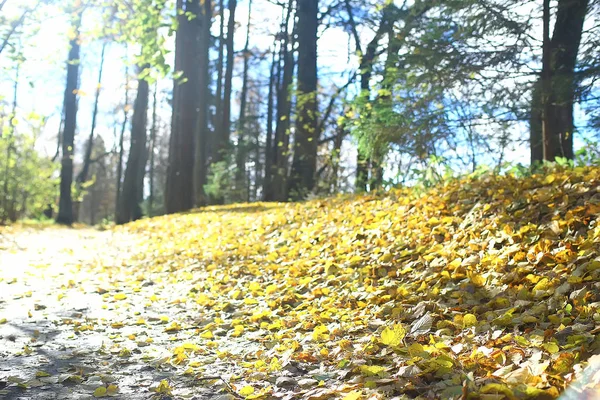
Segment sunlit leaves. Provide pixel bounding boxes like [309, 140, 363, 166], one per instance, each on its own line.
[380, 324, 405, 347]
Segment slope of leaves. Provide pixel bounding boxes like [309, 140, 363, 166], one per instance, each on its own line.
[114, 166, 600, 399]
[3, 167, 600, 399]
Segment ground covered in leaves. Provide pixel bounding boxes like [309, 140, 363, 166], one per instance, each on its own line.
[2, 167, 600, 399]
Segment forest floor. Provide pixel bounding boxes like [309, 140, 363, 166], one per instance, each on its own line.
[2, 167, 600, 400]
[0, 226, 273, 400]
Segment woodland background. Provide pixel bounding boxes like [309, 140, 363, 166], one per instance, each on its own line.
[0, 0, 599, 225]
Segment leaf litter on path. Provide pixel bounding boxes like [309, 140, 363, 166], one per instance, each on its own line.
[2, 167, 600, 399]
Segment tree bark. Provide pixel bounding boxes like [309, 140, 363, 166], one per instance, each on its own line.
[149, 82, 158, 217]
[116, 66, 150, 224]
[271, 0, 295, 202]
[77, 41, 107, 186]
[193, 0, 212, 206]
[213, 0, 226, 162]
[288, 0, 319, 200]
[116, 60, 129, 218]
[165, 0, 204, 213]
[262, 47, 277, 200]
[541, 0, 588, 161]
[2, 53, 19, 224]
[214, 0, 237, 166]
[56, 6, 83, 225]
[235, 0, 253, 200]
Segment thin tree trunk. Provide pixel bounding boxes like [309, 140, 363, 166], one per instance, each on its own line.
[116, 59, 130, 216]
[541, 0, 555, 162]
[213, 0, 226, 162]
[530, 79, 543, 165]
[149, 81, 158, 217]
[272, 0, 295, 202]
[0, 4, 36, 56]
[193, 0, 212, 206]
[262, 47, 277, 200]
[214, 0, 237, 167]
[77, 41, 107, 185]
[288, 0, 319, 200]
[56, 7, 83, 225]
[116, 65, 150, 224]
[235, 0, 253, 200]
[331, 122, 345, 193]
[2, 55, 19, 224]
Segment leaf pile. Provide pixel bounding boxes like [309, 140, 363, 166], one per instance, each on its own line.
[3, 167, 600, 399]
[113, 167, 600, 398]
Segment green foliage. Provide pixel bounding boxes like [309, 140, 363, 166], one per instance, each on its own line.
[574, 140, 600, 166]
[405, 155, 455, 190]
[0, 114, 58, 223]
[101, 0, 172, 79]
[205, 158, 236, 203]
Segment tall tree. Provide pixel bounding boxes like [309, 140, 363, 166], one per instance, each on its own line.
[262, 47, 277, 199]
[77, 41, 107, 186]
[1, 45, 20, 224]
[234, 0, 253, 199]
[116, 59, 130, 217]
[116, 66, 150, 224]
[213, 0, 237, 168]
[56, 4, 83, 225]
[538, 0, 589, 162]
[165, 0, 207, 213]
[267, 0, 295, 202]
[148, 81, 158, 217]
[192, 0, 212, 206]
[213, 0, 226, 162]
[288, 0, 318, 200]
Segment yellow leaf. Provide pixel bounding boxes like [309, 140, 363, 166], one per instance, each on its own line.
[359, 365, 386, 377]
[380, 324, 406, 347]
[343, 391, 362, 400]
[239, 385, 255, 397]
[165, 322, 182, 332]
[113, 293, 127, 301]
[463, 314, 477, 328]
[151, 380, 172, 394]
[201, 330, 214, 339]
[35, 371, 50, 377]
[542, 342, 559, 354]
[93, 387, 107, 398]
[107, 384, 119, 396]
[467, 271, 486, 287]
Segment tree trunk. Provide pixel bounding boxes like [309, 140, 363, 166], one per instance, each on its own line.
[56, 7, 83, 225]
[77, 41, 107, 186]
[116, 61, 129, 218]
[529, 79, 543, 165]
[2, 54, 19, 224]
[149, 81, 158, 217]
[541, 0, 588, 161]
[262, 47, 277, 200]
[193, 0, 212, 207]
[213, 0, 225, 163]
[165, 0, 203, 213]
[288, 0, 318, 200]
[116, 66, 150, 224]
[271, 0, 295, 202]
[214, 0, 237, 167]
[235, 0, 252, 200]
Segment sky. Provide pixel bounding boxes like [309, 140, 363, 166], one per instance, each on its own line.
[0, 0, 360, 167]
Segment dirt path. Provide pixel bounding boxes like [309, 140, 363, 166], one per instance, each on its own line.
[0, 228, 239, 400]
